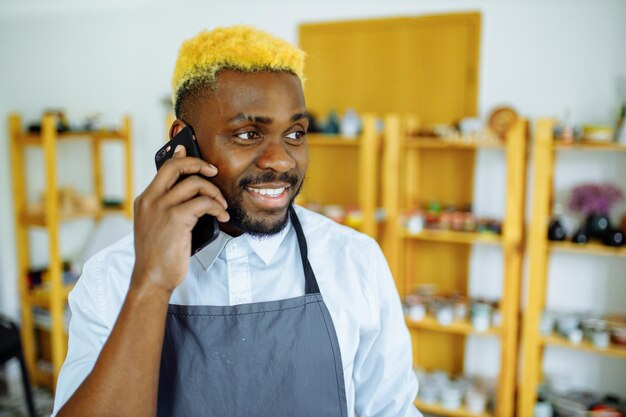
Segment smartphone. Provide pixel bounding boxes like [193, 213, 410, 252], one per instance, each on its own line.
[155, 126, 220, 256]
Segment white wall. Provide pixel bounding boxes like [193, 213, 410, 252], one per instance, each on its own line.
[1, 0, 625, 398]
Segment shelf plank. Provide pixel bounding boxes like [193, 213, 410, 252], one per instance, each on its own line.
[406, 315, 500, 337]
[28, 284, 75, 309]
[402, 229, 502, 246]
[541, 334, 626, 359]
[18, 130, 127, 145]
[33, 366, 54, 389]
[306, 133, 362, 146]
[415, 399, 492, 417]
[20, 206, 128, 227]
[554, 140, 626, 152]
[549, 241, 626, 258]
[403, 137, 504, 150]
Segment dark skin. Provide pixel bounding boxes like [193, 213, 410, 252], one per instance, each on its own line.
[57, 70, 309, 417]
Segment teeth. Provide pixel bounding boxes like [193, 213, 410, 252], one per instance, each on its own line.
[249, 187, 286, 197]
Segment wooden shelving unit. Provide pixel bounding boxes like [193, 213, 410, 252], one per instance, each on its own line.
[541, 334, 626, 360]
[401, 230, 502, 246]
[517, 119, 626, 416]
[406, 316, 501, 337]
[415, 399, 493, 417]
[383, 115, 527, 417]
[296, 115, 382, 238]
[8, 113, 133, 390]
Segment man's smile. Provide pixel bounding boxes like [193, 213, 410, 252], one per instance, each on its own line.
[245, 184, 292, 209]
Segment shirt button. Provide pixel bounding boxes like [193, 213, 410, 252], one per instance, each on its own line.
[228, 243, 238, 255]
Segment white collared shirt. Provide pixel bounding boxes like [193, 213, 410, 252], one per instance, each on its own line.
[52, 205, 421, 417]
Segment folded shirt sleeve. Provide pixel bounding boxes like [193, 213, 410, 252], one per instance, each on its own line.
[353, 239, 423, 417]
[51, 256, 111, 416]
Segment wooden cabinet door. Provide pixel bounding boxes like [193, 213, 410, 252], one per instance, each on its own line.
[299, 13, 480, 124]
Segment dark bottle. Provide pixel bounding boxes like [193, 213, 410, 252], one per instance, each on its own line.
[571, 228, 589, 244]
[548, 219, 566, 241]
[603, 228, 625, 247]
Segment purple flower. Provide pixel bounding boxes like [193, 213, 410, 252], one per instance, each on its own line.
[568, 183, 624, 216]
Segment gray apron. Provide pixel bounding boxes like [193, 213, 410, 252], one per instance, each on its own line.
[157, 206, 348, 417]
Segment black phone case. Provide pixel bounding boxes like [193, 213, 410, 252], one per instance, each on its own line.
[155, 126, 220, 256]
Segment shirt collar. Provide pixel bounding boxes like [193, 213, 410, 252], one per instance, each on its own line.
[193, 219, 292, 271]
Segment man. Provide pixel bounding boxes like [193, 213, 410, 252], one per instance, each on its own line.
[53, 25, 420, 417]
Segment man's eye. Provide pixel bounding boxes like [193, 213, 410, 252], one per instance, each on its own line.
[286, 131, 306, 140]
[235, 131, 260, 140]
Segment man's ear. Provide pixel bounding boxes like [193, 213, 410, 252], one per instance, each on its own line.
[169, 119, 187, 139]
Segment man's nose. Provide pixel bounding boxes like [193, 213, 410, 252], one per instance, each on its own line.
[256, 138, 296, 172]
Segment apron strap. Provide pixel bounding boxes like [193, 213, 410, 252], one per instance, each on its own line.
[289, 205, 320, 295]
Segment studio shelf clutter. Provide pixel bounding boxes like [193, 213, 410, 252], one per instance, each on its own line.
[296, 114, 383, 239]
[8, 113, 133, 389]
[381, 115, 527, 417]
[518, 119, 626, 417]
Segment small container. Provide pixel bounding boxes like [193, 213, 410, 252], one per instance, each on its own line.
[419, 386, 438, 404]
[439, 212, 453, 230]
[556, 313, 580, 338]
[436, 304, 454, 326]
[440, 382, 463, 410]
[590, 329, 610, 349]
[491, 302, 502, 327]
[540, 311, 556, 336]
[465, 388, 487, 414]
[323, 205, 345, 224]
[612, 325, 626, 346]
[534, 400, 553, 417]
[407, 303, 426, 322]
[454, 300, 468, 321]
[471, 302, 491, 332]
[344, 208, 363, 229]
[429, 370, 450, 389]
[568, 328, 583, 345]
[406, 213, 425, 234]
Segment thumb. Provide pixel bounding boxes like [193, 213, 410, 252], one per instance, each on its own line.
[172, 144, 187, 159]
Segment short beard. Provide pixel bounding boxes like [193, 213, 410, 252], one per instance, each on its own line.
[226, 172, 303, 238]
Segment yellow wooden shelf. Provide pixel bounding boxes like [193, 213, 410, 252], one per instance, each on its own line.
[415, 399, 492, 417]
[401, 229, 502, 246]
[33, 366, 54, 390]
[403, 137, 504, 150]
[27, 284, 74, 309]
[519, 118, 626, 416]
[9, 113, 134, 390]
[406, 315, 501, 337]
[18, 130, 127, 145]
[306, 133, 363, 146]
[554, 140, 626, 152]
[541, 334, 626, 360]
[383, 116, 526, 417]
[20, 206, 128, 227]
[549, 241, 626, 258]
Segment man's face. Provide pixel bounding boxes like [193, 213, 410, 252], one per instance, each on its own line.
[189, 70, 309, 237]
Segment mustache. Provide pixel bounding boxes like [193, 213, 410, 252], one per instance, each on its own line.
[239, 171, 300, 188]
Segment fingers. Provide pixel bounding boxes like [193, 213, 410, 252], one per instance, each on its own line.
[172, 195, 230, 224]
[161, 174, 228, 212]
[151, 153, 218, 195]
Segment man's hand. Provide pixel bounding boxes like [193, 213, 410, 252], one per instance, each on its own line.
[132, 144, 229, 294]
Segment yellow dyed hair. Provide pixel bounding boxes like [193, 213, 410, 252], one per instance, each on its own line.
[171, 25, 305, 112]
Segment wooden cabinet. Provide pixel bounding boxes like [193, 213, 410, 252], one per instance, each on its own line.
[382, 115, 527, 417]
[299, 13, 480, 124]
[8, 113, 133, 389]
[518, 119, 626, 417]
